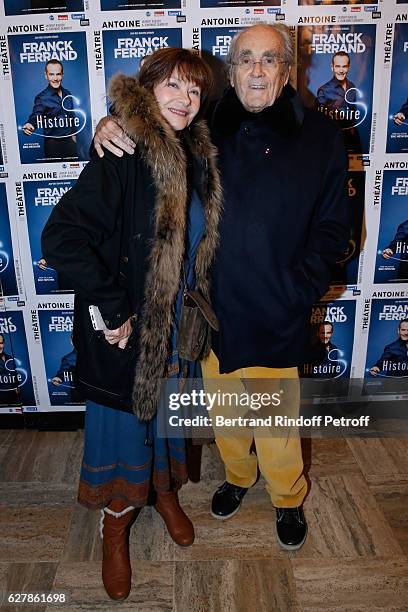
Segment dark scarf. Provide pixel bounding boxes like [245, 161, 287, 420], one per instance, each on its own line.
[211, 84, 305, 139]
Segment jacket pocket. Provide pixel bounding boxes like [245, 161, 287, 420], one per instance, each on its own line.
[282, 265, 319, 311]
[76, 327, 138, 407]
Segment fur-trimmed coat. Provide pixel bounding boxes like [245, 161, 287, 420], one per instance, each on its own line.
[42, 74, 223, 420]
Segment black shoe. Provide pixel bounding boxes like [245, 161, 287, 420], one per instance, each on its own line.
[211, 481, 248, 520]
[276, 506, 307, 551]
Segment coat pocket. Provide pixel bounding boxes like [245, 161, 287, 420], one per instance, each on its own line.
[76, 327, 138, 411]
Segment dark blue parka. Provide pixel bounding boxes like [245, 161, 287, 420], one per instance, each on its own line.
[209, 85, 349, 372]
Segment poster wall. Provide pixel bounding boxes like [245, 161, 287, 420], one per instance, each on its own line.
[0, 0, 407, 412]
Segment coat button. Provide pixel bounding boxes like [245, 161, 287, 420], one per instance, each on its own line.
[265, 148, 271, 155]
[244, 126, 250, 134]
[122, 256, 129, 263]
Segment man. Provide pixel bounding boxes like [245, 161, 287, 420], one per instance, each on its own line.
[0, 334, 20, 405]
[310, 322, 338, 367]
[93, 24, 348, 550]
[316, 51, 356, 111]
[381, 218, 408, 281]
[51, 343, 80, 403]
[23, 59, 77, 160]
[393, 99, 408, 127]
[369, 319, 408, 378]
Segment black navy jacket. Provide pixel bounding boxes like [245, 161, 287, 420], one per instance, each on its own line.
[398, 98, 408, 117]
[374, 338, 408, 374]
[27, 84, 74, 137]
[316, 76, 356, 111]
[209, 86, 349, 372]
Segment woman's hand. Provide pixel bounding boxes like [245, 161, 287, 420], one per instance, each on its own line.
[94, 116, 136, 158]
[103, 317, 133, 349]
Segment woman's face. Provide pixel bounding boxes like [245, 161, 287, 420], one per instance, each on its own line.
[153, 69, 201, 131]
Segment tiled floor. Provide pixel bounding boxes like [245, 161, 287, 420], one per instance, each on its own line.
[0, 430, 407, 611]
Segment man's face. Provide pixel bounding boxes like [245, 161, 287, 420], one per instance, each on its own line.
[331, 55, 350, 82]
[231, 26, 290, 113]
[45, 64, 63, 89]
[318, 324, 333, 345]
[399, 322, 408, 342]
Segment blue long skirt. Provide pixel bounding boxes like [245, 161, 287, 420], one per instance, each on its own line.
[78, 359, 200, 509]
[78, 189, 205, 509]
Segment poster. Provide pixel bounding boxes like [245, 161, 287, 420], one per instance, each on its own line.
[38, 309, 83, 406]
[300, 300, 356, 399]
[364, 298, 408, 396]
[23, 179, 75, 294]
[387, 23, 408, 154]
[100, 0, 182, 9]
[0, 311, 35, 409]
[374, 171, 408, 284]
[102, 27, 183, 96]
[0, 184, 18, 298]
[8, 32, 92, 164]
[201, 0, 279, 7]
[298, 1, 376, 4]
[3, 1, 84, 15]
[331, 171, 365, 286]
[298, 23, 376, 155]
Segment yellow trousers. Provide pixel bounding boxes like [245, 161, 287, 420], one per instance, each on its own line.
[202, 351, 308, 508]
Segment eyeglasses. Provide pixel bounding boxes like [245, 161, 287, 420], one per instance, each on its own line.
[232, 56, 288, 70]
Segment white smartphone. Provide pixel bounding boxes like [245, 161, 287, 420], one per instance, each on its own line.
[89, 305, 107, 331]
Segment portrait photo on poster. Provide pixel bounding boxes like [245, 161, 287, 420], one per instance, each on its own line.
[387, 23, 408, 154]
[0, 184, 18, 298]
[38, 309, 83, 406]
[8, 32, 92, 165]
[297, 23, 376, 157]
[0, 311, 35, 409]
[23, 179, 76, 294]
[364, 299, 408, 396]
[300, 300, 356, 401]
[102, 27, 183, 106]
[375, 171, 408, 284]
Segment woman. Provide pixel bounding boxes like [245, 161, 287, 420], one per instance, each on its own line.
[42, 48, 222, 601]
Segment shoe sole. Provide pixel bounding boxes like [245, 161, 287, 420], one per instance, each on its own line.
[210, 501, 242, 520]
[276, 525, 308, 551]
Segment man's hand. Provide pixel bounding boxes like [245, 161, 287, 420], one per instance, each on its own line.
[22, 122, 35, 136]
[52, 376, 62, 386]
[381, 248, 393, 260]
[103, 317, 133, 349]
[394, 112, 406, 126]
[37, 258, 48, 271]
[94, 116, 136, 158]
[369, 366, 380, 377]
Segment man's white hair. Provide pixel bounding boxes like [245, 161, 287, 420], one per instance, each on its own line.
[226, 23, 294, 79]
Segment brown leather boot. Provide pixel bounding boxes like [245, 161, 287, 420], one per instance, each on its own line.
[99, 504, 136, 601]
[154, 490, 194, 547]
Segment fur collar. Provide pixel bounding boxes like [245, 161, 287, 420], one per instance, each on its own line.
[108, 74, 223, 421]
[211, 84, 305, 139]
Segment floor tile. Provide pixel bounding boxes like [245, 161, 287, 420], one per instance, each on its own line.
[174, 559, 300, 612]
